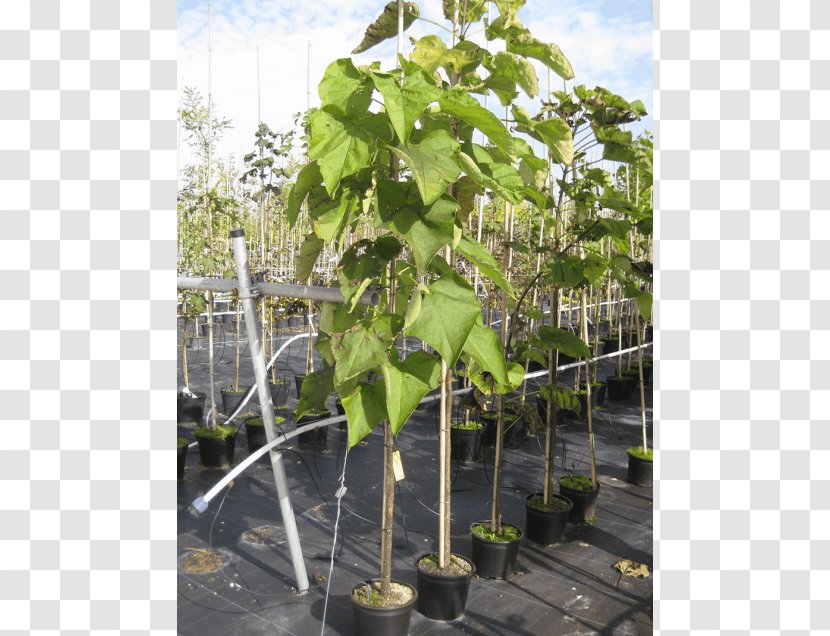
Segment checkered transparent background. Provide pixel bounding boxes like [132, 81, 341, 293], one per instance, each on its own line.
[0, 0, 825, 632]
[656, 0, 827, 632]
[0, 0, 177, 632]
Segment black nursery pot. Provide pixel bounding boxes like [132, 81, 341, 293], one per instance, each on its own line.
[470, 522, 523, 580]
[244, 417, 268, 454]
[524, 493, 572, 545]
[601, 336, 619, 354]
[221, 389, 247, 415]
[415, 554, 475, 621]
[450, 425, 483, 463]
[269, 382, 289, 407]
[177, 444, 188, 480]
[196, 433, 236, 468]
[177, 393, 205, 424]
[351, 580, 417, 636]
[606, 376, 630, 401]
[294, 374, 306, 398]
[558, 477, 600, 525]
[627, 451, 653, 487]
[481, 412, 521, 448]
[296, 411, 330, 445]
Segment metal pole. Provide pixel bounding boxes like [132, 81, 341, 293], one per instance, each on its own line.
[229, 228, 310, 594]
[176, 276, 380, 306]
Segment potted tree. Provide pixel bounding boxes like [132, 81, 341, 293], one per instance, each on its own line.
[287, 0, 541, 626]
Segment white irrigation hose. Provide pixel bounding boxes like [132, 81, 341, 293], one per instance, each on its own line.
[190, 340, 653, 514]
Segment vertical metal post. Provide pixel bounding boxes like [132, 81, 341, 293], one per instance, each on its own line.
[229, 228, 310, 594]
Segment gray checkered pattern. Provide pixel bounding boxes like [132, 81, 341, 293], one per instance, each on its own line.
[655, 0, 825, 632]
[0, 0, 176, 632]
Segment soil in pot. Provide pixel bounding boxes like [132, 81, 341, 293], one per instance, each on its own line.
[558, 475, 600, 525]
[627, 447, 653, 487]
[296, 410, 330, 446]
[195, 424, 237, 468]
[244, 415, 286, 454]
[524, 493, 572, 545]
[605, 376, 630, 401]
[351, 579, 417, 636]
[415, 553, 475, 621]
[450, 421, 483, 463]
[470, 522, 522, 580]
[177, 437, 188, 480]
[178, 393, 205, 424]
[221, 388, 247, 415]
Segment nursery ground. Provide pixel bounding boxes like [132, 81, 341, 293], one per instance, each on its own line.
[177, 321, 653, 635]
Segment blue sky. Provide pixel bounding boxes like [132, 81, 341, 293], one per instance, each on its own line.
[178, 0, 652, 166]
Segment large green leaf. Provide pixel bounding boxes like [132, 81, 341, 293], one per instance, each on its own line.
[308, 188, 359, 242]
[439, 88, 514, 156]
[319, 302, 364, 336]
[353, 1, 419, 54]
[462, 319, 510, 386]
[377, 181, 456, 273]
[506, 31, 574, 80]
[411, 36, 486, 77]
[309, 108, 375, 196]
[537, 326, 591, 359]
[287, 162, 322, 226]
[404, 271, 480, 366]
[635, 290, 652, 322]
[484, 75, 519, 107]
[483, 50, 538, 99]
[494, 0, 526, 23]
[455, 232, 514, 297]
[319, 58, 365, 113]
[391, 129, 461, 206]
[468, 357, 524, 395]
[443, 0, 487, 23]
[295, 233, 324, 282]
[602, 141, 638, 164]
[382, 350, 441, 434]
[295, 367, 335, 420]
[330, 315, 401, 389]
[459, 148, 524, 204]
[512, 105, 574, 165]
[370, 61, 440, 144]
[342, 380, 387, 448]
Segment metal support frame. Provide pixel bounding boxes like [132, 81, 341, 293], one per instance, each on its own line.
[177, 276, 380, 306]
[228, 229, 310, 594]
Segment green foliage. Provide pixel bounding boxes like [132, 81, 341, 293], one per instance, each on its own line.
[177, 437, 189, 449]
[352, 1, 420, 54]
[560, 474, 597, 492]
[194, 424, 236, 439]
[451, 420, 483, 430]
[628, 446, 653, 460]
[471, 522, 521, 542]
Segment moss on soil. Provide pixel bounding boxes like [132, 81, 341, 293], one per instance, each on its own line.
[471, 522, 521, 542]
[628, 446, 653, 460]
[451, 420, 483, 430]
[527, 494, 571, 512]
[194, 424, 236, 439]
[560, 474, 598, 491]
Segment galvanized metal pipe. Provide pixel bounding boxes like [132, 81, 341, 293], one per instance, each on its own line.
[229, 228, 310, 594]
[177, 276, 380, 306]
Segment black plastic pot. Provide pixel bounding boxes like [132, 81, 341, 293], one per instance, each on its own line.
[415, 553, 475, 621]
[221, 389, 247, 415]
[177, 444, 188, 480]
[622, 370, 639, 394]
[351, 580, 417, 636]
[244, 417, 268, 454]
[200, 322, 220, 337]
[524, 493, 572, 545]
[579, 382, 607, 408]
[195, 433, 236, 468]
[641, 362, 653, 385]
[470, 522, 522, 580]
[334, 398, 347, 431]
[270, 382, 289, 407]
[294, 374, 306, 398]
[177, 393, 205, 424]
[627, 451, 653, 487]
[450, 425, 483, 463]
[601, 336, 619, 354]
[296, 411, 329, 446]
[606, 376, 630, 401]
[558, 477, 600, 525]
[480, 412, 521, 448]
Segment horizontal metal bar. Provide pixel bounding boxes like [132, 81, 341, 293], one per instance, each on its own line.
[177, 276, 380, 306]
